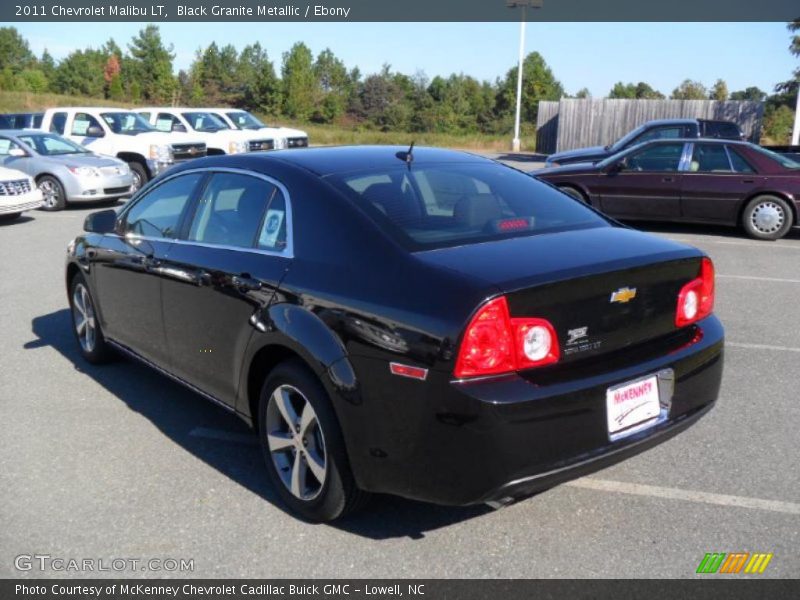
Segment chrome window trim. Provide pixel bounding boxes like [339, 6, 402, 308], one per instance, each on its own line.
[678, 142, 694, 172]
[118, 166, 295, 259]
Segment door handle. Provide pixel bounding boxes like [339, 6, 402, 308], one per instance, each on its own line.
[742, 179, 754, 184]
[662, 176, 675, 183]
[232, 273, 262, 292]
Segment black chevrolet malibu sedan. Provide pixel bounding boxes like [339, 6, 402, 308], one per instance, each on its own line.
[66, 146, 724, 521]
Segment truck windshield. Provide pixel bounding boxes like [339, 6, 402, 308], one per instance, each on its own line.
[225, 111, 266, 130]
[327, 162, 610, 251]
[182, 112, 229, 132]
[101, 112, 155, 135]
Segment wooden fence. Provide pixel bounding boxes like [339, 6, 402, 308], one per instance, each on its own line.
[535, 99, 764, 154]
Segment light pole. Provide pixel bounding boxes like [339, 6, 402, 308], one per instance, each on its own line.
[792, 82, 800, 146]
[507, 0, 543, 152]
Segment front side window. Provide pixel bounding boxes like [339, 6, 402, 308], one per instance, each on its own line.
[50, 112, 67, 134]
[124, 173, 204, 239]
[187, 172, 287, 250]
[100, 112, 154, 135]
[328, 163, 609, 250]
[71, 113, 103, 136]
[689, 144, 732, 172]
[625, 143, 685, 172]
[0, 137, 24, 156]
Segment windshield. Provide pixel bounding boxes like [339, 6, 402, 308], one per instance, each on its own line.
[182, 112, 229, 132]
[17, 133, 89, 155]
[327, 163, 609, 251]
[100, 112, 155, 135]
[225, 111, 266, 130]
[751, 146, 800, 170]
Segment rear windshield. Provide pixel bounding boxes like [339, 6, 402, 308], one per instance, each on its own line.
[701, 121, 742, 139]
[751, 145, 800, 170]
[327, 163, 610, 250]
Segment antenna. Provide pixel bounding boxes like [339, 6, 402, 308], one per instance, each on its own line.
[396, 141, 415, 168]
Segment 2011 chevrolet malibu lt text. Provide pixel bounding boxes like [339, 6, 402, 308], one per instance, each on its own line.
[65, 146, 724, 521]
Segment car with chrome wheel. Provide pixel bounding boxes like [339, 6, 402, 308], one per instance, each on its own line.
[536, 139, 800, 240]
[0, 130, 133, 211]
[66, 147, 724, 521]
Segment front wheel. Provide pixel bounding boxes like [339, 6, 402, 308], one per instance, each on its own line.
[258, 360, 369, 521]
[742, 195, 793, 240]
[38, 175, 67, 211]
[127, 162, 149, 194]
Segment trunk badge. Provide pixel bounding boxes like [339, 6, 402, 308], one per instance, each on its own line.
[567, 327, 588, 345]
[610, 287, 637, 304]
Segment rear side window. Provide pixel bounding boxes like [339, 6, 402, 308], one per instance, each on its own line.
[124, 173, 204, 238]
[690, 144, 732, 172]
[328, 163, 608, 250]
[702, 121, 742, 139]
[187, 172, 288, 251]
[50, 112, 67, 134]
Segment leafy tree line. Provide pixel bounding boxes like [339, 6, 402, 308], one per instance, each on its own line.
[0, 23, 796, 141]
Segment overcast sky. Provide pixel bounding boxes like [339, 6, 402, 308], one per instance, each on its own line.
[15, 22, 797, 97]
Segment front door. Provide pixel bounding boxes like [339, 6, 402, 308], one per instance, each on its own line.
[159, 170, 292, 406]
[597, 142, 687, 220]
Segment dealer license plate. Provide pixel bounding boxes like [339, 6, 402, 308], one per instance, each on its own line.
[606, 374, 661, 439]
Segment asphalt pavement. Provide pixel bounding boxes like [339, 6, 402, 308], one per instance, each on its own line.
[1, 172, 798, 578]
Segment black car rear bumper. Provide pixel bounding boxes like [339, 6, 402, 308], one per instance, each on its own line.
[345, 315, 723, 506]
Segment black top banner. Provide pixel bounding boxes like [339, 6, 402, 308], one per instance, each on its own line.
[3, 0, 800, 22]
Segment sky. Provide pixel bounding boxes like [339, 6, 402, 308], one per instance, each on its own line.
[15, 22, 797, 97]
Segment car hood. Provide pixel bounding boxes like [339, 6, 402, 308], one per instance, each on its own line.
[39, 154, 126, 168]
[415, 226, 700, 293]
[548, 145, 609, 164]
[252, 126, 307, 139]
[136, 131, 204, 146]
[0, 165, 30, 181]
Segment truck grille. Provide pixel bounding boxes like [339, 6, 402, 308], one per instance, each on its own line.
[0, 179, 31, 196]
[287, 137, 309, 148]
[248, 139, 275, 152]
[171, 143, 207, 161]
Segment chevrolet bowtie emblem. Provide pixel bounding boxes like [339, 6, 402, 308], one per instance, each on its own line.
[610, 287, 637, 304]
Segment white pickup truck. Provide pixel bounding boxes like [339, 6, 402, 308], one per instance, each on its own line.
[136, 107, 275, 154]
[40, 108, 207, 192]
[202, 108, 309, 150]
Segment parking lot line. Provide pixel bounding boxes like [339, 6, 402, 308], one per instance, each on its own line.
[189, 426, 258, 445]
[718, 274, 800, 284]
[727, 342, 800, 353]
[567, 478, 800, 515]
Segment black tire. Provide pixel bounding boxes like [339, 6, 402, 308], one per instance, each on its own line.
[258, 360, 369, 521]
[127, 161, 149, 194]
[38, 175, 67, 211]
[0, 212, 22, 221]
[558, 185, 587, 203]
[68, 273, 115, 364]
[742, 195, 794, 240]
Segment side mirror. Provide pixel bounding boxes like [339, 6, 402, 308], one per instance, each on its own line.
[607, 158, 627, 173]
[83, 209, 117, 234]
[8, 148, 27, 157]
[85, 125, 105, 138]
[171, 122, 187, 133]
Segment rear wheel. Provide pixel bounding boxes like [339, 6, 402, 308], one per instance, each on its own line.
[558, 185, 587, 203]
[38, 175, 67, 211]
[258, 360, 369, 521]
[68, 273, 114, 364]
[742, 195, 793, 240]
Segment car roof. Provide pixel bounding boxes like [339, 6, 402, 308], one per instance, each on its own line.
[641, 137, 750, 146]
[0, 129, 49, 137]
[640, 118, 697, 126]
[253, 145, 491, 176]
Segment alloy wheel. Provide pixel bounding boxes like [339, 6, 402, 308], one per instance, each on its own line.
[130, 171, 143, 193]
[39, 179, 61, 209]
[750, 201, 785, 235]
[265, 384, 327, 501]
[72, 283, 96, 353]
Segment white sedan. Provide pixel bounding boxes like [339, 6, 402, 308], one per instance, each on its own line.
[0, 166, 43, 221]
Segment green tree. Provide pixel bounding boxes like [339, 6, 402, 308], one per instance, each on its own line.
[609, 81, 663, 99]
[496, 52, 563, 123]
[608, 82, 636, 99]
[237, 43, 280, 114]
[17, 69, 48, 93]
[574, 87, 591, 99]
[52, 49, 107, 96]
[313, 48, 349, 123]
[671, 79, 708, 100]
[281, 42, 316, 120]
[709, 79, 729, 101]
[39, 50, 56, 90]
[730, 87, 767, 102]
[127, 25, 176, 103]
[763, 104, 794, 143]
[0, 27, 36, 75]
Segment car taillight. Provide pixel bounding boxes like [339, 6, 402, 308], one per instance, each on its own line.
[454, 296, 559, 379]
[675, 257, 715, 327]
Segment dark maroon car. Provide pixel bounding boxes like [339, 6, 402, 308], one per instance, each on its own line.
[536, 139, 800, 240]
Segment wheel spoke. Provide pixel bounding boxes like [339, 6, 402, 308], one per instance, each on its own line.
[290, 452, 306, 498]
[267, 432, 294, 452]
[273, 387, 298, 428]
[75, 317, 86, 335]
[299, 401, 317, 437]
[305, 449, 326, 484]
[73, 290, 85, 316]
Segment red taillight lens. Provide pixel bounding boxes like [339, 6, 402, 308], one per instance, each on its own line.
[454, 296, 560, 379]
[675, 257, 715, 327]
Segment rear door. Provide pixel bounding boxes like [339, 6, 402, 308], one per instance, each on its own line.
[597, 142, 687, 220]
[159, 170, 292, 406]
[680, 143, 758, 224]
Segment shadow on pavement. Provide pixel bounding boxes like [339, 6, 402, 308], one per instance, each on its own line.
[25, 308, 492, 540]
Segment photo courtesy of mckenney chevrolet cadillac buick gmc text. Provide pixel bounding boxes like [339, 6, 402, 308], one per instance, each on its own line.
[65, 146, 723, 521]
